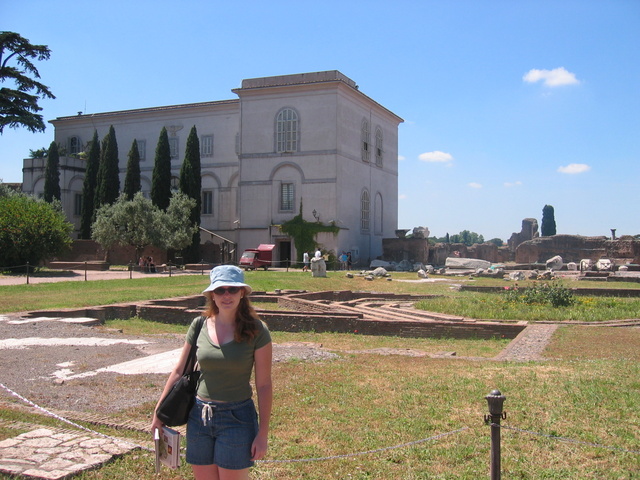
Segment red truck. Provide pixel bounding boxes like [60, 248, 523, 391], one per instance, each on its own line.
[239, 244, 275, 270]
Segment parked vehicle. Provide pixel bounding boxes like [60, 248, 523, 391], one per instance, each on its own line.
[239, 244, 275, 270]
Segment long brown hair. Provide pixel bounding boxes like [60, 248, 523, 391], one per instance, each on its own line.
[203, 289, 262, 342]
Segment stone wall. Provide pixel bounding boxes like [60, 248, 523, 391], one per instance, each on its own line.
[515, 235, 640, 264]
[382, 237, 429, 263]
[46, 239, 226, 267]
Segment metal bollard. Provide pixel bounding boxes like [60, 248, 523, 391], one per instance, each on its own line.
[484, 389, 506, 480]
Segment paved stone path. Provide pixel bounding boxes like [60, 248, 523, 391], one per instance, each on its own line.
[0, 427, 136, 480]
[493, 323, 559, 361]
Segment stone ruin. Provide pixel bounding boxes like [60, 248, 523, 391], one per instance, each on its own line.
[508, 218, 539, 253]
[382, 219, 639, 270]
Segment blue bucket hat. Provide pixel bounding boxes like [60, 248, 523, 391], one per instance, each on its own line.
[203, 265, 252, 294]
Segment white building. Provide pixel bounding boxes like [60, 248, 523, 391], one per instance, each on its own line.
[22, 71, 403, 266]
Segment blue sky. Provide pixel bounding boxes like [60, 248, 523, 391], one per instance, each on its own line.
[2, 0, 638, 241]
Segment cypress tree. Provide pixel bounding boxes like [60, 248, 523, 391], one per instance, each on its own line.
[43, 141, 61, 203]
[151, 127, 172, 211]
[95, 125, 120, 209]
[123, 139, 142, 200]
[179, 125, 202, 262]
[541, 204, 557, 236]
[80, 130, 100, 238]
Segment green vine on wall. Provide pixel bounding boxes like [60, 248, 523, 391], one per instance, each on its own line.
[278, 202, 340, 262]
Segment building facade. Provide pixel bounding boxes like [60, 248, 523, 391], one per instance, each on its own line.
[22, 71, 403, 266]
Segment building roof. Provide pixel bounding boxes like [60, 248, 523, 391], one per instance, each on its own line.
[50, 99, 239, 123]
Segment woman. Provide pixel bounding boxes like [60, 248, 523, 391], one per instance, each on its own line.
[151, 265, 273, 480]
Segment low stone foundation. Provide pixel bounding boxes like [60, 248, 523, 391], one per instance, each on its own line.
[21, 291, 527, 340]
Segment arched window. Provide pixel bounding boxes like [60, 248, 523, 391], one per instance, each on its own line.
[360, 189, 370, 232]
[374, 192, 383, 235]
[276, 108, 298, 153]
[375, 127, 383, 166]
[361, 119, 370, 162]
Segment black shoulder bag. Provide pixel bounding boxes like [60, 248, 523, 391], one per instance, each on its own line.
[155, 316, 205, 426]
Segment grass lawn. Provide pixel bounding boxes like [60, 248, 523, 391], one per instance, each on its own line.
[1, 270, 639, 478]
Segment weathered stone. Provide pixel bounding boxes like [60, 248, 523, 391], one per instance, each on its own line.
[310, 257, 327, 277]
[545, 255, 563, 271]
[445, 257, 491, 270]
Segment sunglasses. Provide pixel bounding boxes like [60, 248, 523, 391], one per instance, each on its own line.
[212, 286, 242, 295]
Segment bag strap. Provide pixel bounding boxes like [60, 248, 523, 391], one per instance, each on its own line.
[182, 316, 206, 375]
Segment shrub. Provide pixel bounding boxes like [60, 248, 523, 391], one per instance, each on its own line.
[0, 193, 73, 269]
[504, 282, 575, 308]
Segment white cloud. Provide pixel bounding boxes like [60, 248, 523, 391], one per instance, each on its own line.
[398, 155, 405, 161]
[468, 182, 482, 189]
[504, 181, 522, 187]
[398, 194, 408, 200]
[558, 163, 591, 174]
[418, 151, 453, 163]
[523, 67, 580, 87]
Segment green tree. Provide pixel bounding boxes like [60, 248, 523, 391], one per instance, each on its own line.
[43, 140, 60, 203]
[95, 125, 120, 209]
[541, 204, 557, 236]
[179, 125, 201, 262]
[449, 230, 484, 246]
[0, 192, 72, 269]
[80, 130, 100, 239]
[0, 31, 55, 134]
[91, 191, 197, 260]
[151, 127, 172, 211]
[123, 139, 141, 200]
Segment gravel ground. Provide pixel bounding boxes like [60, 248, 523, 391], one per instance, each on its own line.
[0, 314, 338, 415]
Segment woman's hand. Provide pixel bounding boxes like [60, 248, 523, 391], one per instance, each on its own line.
[150, 414, 164, 435]
[251, 431, 268, 460]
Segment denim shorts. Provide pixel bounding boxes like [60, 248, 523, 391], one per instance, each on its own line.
[186, 397, 258, 469]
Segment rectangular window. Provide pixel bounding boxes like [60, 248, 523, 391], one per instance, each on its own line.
[201, 135, 214, 157]
[280, 183, 294, 211]
[169, 138, 179, 159]
[202, 191, 213, 215]
[74, 193, 82, 216]
[137, 139, 146, 160]
[68, 136, 81, 155]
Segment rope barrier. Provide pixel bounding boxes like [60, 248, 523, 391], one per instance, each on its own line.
[0, 382, 152, 452]
[491, 423, 640, 455]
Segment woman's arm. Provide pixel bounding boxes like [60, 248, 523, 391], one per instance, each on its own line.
[150, 341, 193, 433]
[251, 342, 273, 460]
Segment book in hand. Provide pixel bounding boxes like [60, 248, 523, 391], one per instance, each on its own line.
[154, 426, 181, 470]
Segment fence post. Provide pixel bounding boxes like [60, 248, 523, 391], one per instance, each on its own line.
[85, 261, 88, 281]
[484, 389, 506, 480]
[26, 262, 30, 285]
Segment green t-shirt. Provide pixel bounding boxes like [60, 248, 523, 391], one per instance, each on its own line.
[186, 316, 271, 402]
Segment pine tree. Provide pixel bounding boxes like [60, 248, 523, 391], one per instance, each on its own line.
[179, 125, 202, 262]
[80, 130, 100, 238]
[123, 139, 141, 200]
[0, 32, 55, 134]
[95, 125, 120, 209]
[541, 204, 557, 236]
[43, 141, 60, 203]
[151, 127, 172, 211]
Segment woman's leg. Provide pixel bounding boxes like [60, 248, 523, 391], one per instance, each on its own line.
[192, 465, 249, 480]
[192, 464, 220, 480]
